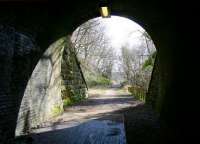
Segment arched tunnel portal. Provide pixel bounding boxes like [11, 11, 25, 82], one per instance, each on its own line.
[0, 0, 178, 143]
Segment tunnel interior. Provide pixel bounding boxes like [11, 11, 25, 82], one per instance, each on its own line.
[0, 0, 180, 143]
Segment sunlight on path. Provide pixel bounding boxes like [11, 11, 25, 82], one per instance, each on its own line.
[17, 87, 159, 144]
[32, 87, 141, 134]
[28, 88, 143, 144]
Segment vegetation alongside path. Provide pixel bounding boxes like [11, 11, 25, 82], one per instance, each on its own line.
[15, 87, 160, 144]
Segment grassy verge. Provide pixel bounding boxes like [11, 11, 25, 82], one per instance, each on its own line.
[128, 86, 146, 101]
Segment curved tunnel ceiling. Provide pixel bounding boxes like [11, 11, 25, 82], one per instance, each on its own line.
[0, 0, 174, 51]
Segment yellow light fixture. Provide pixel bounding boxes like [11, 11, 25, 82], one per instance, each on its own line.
[99, 0, 110, 18]
[100, 6, 110, 18]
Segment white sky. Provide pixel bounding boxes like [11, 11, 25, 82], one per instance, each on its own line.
[72, 16, 154, 74]
[99, 16, 145, 52]
[97, 16, 146, 73]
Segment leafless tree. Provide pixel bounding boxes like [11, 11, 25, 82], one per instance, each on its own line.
[71, 19, 115, 79]
[120, 31, 156, 91]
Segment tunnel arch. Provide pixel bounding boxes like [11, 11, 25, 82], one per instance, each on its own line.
[15, 9, 161, 137]
[0, 1, 176, 143]
[15, 14, 158, 136]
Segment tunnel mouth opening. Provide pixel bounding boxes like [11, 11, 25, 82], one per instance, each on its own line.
[14, 15, 158, 143]
[62, 16, 159, 144]
[69, 15, 157, 107]
[0, 1, 178, 143]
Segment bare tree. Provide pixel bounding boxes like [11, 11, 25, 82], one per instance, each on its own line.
[120, 31, 156, 91]
[71, 19, 115, 80]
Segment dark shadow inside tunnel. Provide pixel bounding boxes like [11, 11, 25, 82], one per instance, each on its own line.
[13, 15, 158, 143]
[15, 103, 160, 144]
[0, 0, 180, 143]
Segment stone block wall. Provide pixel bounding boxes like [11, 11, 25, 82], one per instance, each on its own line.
[15, 38, 65, 136]
[0, 25, 40, 143]
[61, 38, 87, 104]
[15, 37, 87, 136]
[0, 26, 87, 141]
[0, 25, 16, 143]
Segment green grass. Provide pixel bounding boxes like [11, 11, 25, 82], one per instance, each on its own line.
[63, 98, 73, 107]
[52, 105, 63, 117]
[63, 93, 86, 108]
[86, 74, 112, 87]
[128, 86, 146, 102]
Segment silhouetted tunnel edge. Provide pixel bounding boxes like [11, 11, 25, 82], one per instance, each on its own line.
[0, 1, 177, 143]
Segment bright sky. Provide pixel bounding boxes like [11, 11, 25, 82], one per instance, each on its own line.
[72, 16, 153, 74]
[97, 16, 146, 73]
[72, 15, 146, 53]
[99, 16, 145, 52]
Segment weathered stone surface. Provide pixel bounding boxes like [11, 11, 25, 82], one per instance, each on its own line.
[61, 38, 87, 105]
[14, 37, 87, 136]
[15, 38, 64, 136]
[0, 1, 178, 143]
[0, 25, 39, 142]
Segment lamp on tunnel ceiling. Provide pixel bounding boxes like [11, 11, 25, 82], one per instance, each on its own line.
[99, 0, 111, 18]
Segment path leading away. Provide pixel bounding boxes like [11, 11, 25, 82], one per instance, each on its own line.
[53, 88, 140, 125]
[24, 88, 142, 144]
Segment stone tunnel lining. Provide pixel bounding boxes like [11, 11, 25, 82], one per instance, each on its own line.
[15, 37, 87, 136]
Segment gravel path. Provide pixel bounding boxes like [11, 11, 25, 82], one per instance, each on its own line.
[31, 88, 141, 132]
[15, 88, 160, 144]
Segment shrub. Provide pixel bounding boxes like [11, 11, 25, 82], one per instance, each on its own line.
[63, 98, 73, 107]
[86, 74, 111, 87]
[63, 91, 86, 108]
[52, 105, 63, 117]
[128, 85, 146, 101]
